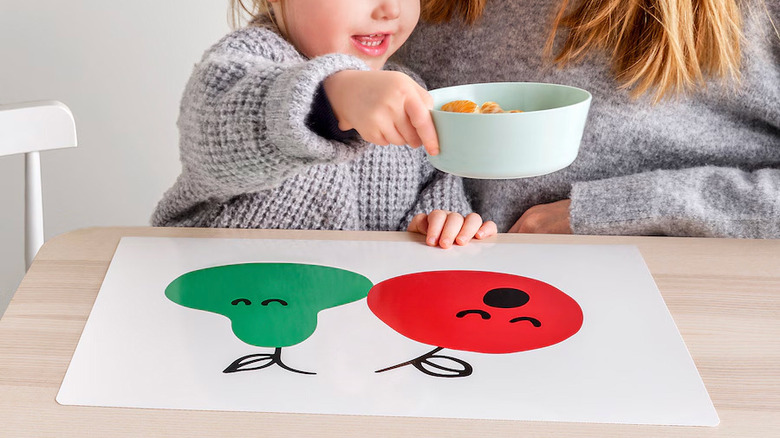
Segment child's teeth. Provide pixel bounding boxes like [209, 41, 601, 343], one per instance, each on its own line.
[358, 35, 384, 47]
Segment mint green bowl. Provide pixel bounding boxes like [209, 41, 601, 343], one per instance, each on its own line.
[428, 82, 591, 179]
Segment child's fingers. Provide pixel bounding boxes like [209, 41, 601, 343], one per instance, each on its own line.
[475, 220, 498, 239]
[424, 210, 449, 246]
[438, 213, 465, 249]
[405, 96, 439, 156]
[376, 133, 391, 146]
[419, 88, 434, 108]
[454, 213, 484, 245]
[380, 122, 407, 146]
[395, 118, 423, 148]
[360, 128, 390, 146]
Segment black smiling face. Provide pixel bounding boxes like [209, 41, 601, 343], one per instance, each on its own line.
[456, 287, 541, 327]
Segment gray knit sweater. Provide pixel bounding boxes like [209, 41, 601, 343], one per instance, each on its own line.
[152, 20, 471, 231]
[395, 0, 780, 238]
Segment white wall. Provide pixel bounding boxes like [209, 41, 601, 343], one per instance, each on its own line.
[0, 1, 230, 316]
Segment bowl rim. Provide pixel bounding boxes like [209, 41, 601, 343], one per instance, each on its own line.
[429, 81, 592, 115]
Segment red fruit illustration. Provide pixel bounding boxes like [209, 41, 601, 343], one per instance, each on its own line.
[368, 270, 583, 377]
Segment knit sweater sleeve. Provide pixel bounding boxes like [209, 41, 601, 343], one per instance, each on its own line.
[570, 166, 780, 238]
[178, 27, 370, 199]
[402, 166, 474, 229]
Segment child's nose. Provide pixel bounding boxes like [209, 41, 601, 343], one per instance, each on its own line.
[372, 0, 401, 21]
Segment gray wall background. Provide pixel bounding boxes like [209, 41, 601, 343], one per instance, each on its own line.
[0, 1, 231, 316]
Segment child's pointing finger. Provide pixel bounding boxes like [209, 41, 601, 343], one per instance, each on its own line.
[405, 94, 439, 156]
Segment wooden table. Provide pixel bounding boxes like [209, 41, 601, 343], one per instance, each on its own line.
[1, 227, 778, 437]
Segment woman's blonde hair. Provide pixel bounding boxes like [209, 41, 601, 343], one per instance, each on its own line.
[424, 0, 746, 102]
[547, 0, 744, 102]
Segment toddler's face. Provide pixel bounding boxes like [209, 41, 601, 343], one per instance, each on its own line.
[270, 0, 420, 70]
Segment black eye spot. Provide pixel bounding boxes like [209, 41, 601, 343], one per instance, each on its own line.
[231, 298, 252, 306]
[483, 288, 530, 308]
[456, 309, 491, 319]
[261, 298, 288, 306]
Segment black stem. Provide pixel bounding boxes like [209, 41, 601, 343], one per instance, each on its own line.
[375, 346, 473, 378]
[223, 347, 316, 375]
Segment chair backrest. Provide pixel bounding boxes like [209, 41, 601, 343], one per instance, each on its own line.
[0, 101, 77, 269]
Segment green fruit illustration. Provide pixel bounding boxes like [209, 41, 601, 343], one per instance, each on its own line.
[165, 263, 373, 347]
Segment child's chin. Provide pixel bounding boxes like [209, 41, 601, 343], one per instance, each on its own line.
[365, 58, 388, 71]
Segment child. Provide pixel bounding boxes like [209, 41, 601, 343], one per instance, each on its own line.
[152, 0, 497, 248]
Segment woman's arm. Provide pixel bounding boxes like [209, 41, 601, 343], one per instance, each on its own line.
[569, 166, 780, 238]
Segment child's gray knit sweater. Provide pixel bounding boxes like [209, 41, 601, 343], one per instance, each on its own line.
[395, 0, 780, 238]
[152, 21, 471, 231]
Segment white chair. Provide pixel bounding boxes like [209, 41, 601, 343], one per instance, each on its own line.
[0, 101, 77, 269]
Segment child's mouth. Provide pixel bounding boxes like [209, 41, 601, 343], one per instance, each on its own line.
[351, 33, 390, 57]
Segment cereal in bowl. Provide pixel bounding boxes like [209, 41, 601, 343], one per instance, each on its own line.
[441, 100, 523, 114]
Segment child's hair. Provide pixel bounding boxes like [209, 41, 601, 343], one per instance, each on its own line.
[424, 0, 751, 102]
[229, 0, 274, 28]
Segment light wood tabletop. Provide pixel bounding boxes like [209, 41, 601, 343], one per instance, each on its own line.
[1, 227, 778, 437]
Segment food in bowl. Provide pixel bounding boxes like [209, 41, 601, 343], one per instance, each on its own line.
[440, 100, 479, 113]
[441, 100, 524, 114]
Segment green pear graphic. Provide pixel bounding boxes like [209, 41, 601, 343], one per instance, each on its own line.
[165, 263, 372, 374]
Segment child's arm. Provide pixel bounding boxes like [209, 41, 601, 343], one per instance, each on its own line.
[323, 70, 440, 155]
[177, 28, 373, 199]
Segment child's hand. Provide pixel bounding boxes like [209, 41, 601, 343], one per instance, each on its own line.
[323, 70, 440, 155]
[407, 210, 497, 249]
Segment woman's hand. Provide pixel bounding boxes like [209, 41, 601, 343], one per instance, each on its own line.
[408, 210, 497, 249]
[508, 199, 572, 234]
[323, 70, 440, 155]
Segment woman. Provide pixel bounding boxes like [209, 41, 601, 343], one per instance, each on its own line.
[395, 0, 780, 237]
